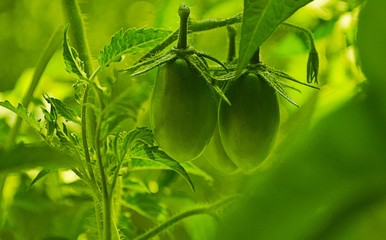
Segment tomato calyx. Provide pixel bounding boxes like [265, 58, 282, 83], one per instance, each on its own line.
[213, 48, 320, 107]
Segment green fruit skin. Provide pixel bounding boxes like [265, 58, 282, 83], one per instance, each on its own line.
[150, 58, 217, 162]
[203, 125, 239, 175]
[218, 73, 280, 171]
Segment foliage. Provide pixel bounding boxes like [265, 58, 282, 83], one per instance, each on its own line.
[0, 0, 376, 239]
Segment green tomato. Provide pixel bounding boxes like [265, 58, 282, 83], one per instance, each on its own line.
[150, 58, 217, 162]
[218, 73, 280, 171]
[203, 125, 239, 175]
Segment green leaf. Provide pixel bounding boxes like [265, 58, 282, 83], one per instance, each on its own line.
[98, 27, 172, 67]
[129, 144, 195, 191]
[123, 178, 150, 194]
[63, 26, 88, 79]
[41, 107, 57, 136]
[0, 143, 78, 173]
[27, 168, 55, 190]
[0, 118, 11, 143]
[100, 79, 152, 140]
[44, 95, 78, 122]
[0, 101, 41, 132]
[237, 0, 312, 75]
[124, 194, 166, 222]
[108, 128, 154, 166]
[181, 162, 213, 183]
[124, 127, 154, 148]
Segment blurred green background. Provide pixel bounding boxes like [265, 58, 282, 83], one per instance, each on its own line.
[2, 0, 384, 239]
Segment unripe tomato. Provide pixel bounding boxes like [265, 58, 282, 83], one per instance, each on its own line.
[218, 73, 280, 171]
[203, 125, 239, 175]
[150, 58, 217, 162]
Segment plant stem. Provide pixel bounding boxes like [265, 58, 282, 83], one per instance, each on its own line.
[61, 0, 108, 239]
[177, 3, 190, 49]
[281, 22, 318, 83]
[61, 0, 93, 75]
[281, 22, 317, 52]
[61, 0, 97, 178]
[136, 12, 243, 63]
[227, 25, 237, 63]
[135, 196, 239, 240]
[189, 12, 243, 32]
[95, 119, 112, 240]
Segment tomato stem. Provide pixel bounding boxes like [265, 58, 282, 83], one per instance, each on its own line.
[135, 196, 239, 240]
[177, 3, 190, 49]
[227, 25, 237, 63]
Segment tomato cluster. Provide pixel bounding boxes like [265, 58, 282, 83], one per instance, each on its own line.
[151, 60, 280, 173]
[133, 3, 317, 174]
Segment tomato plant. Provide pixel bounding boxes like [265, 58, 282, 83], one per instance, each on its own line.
[1, 0, 380, 240]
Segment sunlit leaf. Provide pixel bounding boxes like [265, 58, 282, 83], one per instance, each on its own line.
[237, 0, 312, 75]
[41, 107, 57, 136]
[0, 101, 41, 132]
[0, 143, 78, 173]
[98, 27, 172, 67]
[62, 27, 88, 79]
[44, 95, 78, 122]
[27, 168, 55, 190]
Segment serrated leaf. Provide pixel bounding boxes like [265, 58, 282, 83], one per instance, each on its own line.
[129, 144, 195, 191]
[237, 0, 312, 75]
[0, 143, 78, 173]
[63, 27, 87, 79]
[98, 28, 172, 67]
[44, 95, 78, 122]
[42, 107, 57, 136]
[100, 79, 152, 140]
[124, 127, 154, 148]
[0, 101, 41, 132]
